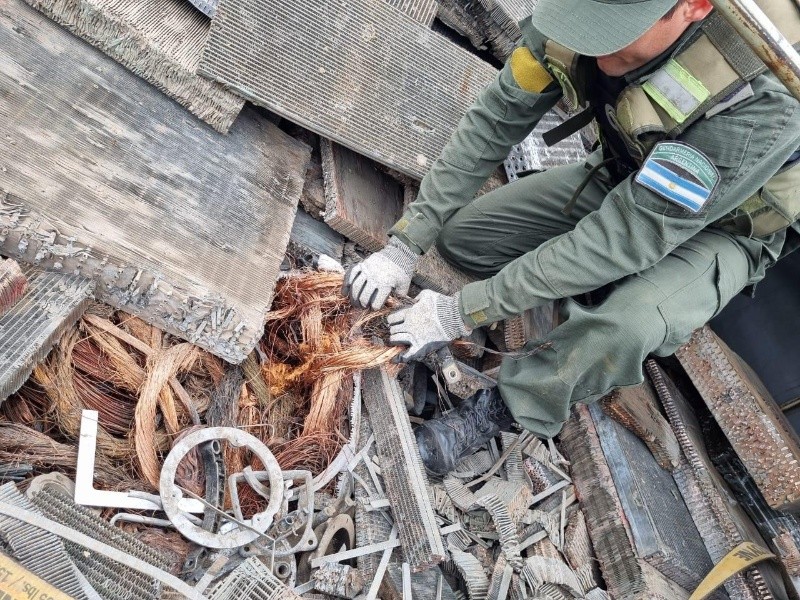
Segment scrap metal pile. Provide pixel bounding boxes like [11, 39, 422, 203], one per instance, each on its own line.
[0, 0, 799, 597]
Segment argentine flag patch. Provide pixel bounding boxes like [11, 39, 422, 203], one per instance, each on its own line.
[635, 142, 719, 213]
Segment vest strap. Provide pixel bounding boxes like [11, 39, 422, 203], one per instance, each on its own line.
[542, 107, 594, 147]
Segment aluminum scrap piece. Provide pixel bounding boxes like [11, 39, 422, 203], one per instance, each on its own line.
[444, 476, 482, 512]
[160, 427, 283, 549]
[0, 259, 26, 317]
[521, 556, 583, 598]
[524, 458, 559, 495]
[501, 432, 526, 484]
[312, 563, 364, 599]
[585, 589, 611, 600]
[562, 509, 601, 593]
[504, 112, 587, 182]
[0, 0, 310, 363]
[352, 414, 394, 581]
[198, 0, 497, 179]
[487, 556, 514, 600]
[206, 556, 302, 600]
[0, 483, 94, 600]
[589, 402, 716, 592]
[188, 0, 217, 17]
[24, 0, 244, 132]
[478, 494, 523, 571]
[453, 451, 496, 478]
[646, 359, 778, 600]
[362, 367, 446, 571]
[384, 0, 437, 25]
[29, 487, 170, 600]
[0, 267, 93, 402]
[449, 547, 491, 600]
[560, 405, 695, 600]
[675, 326, 800, 512]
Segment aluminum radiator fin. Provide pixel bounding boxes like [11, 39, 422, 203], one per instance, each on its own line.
[30, 487, 170, 599]
[0, 259, 26, 318]
[384, 0, 437, 25]
[23, 0, 243, 132]
[362, 367, 445, 571]
[206, 557, 301, 600]
[0, 483, 91, 599]
[0, 267, 93, 403]
[198, 0, 497, 179]
[449, 547, 490, 600]
[560, 405, 693, 600]
[0, 0, 310, 363]
[647, 359, 774, 600]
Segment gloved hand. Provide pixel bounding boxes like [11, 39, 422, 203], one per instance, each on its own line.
[343, 237, 419, 309]
[388, 290, 472, 362]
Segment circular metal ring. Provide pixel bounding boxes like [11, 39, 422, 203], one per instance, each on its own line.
[159, 427, 283, 549]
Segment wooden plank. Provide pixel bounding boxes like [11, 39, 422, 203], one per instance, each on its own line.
[600, 380, 682, 471]
[0, 0, 310, 364]
[23, 0, 244, 133]
[0, 267, 94, 402]
[676, 326, 800, 513]
[198, 0, 497, 179]
[321, 139, 404, 253]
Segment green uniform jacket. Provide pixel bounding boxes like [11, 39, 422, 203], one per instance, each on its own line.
[389, 18, 800, 329]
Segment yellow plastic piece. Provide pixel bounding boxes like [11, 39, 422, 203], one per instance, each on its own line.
[689, 542, 775, 600]
[510, 47, 554, 94]
[0, 551, 75, 600]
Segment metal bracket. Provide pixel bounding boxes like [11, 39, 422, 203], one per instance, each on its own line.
[75, 410, 203, 513]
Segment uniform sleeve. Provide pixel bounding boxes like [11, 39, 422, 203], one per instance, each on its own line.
[389, 47, 563, 254]
[459, 71, 800, 327]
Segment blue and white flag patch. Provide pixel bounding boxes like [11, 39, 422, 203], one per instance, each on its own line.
[635, 141, 719, 213]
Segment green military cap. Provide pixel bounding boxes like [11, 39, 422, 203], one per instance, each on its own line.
[530, 0, 680, 56]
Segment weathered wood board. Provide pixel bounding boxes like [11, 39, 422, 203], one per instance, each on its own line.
[198, 0, 497, 179]
[23, 0, 244, 133]
[677, 326, 800, 513]
[0, 267, 94, 402]
[0, 0, 310, 363]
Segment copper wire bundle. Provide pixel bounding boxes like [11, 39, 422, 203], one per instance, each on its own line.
[257, 270, 401, 475]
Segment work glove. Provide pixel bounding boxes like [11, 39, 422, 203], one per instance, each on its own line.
[388, 290, 472, 362]
[343, 237, 419, 310]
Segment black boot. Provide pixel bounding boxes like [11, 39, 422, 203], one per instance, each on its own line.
[415, 387, 514, 476]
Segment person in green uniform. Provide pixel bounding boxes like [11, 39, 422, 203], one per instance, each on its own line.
[344, 0, 800, 475]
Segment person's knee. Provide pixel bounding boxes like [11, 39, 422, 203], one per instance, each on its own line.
[436, 211, 496, 276]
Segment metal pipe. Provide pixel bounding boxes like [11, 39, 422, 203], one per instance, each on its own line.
[709, 0, 800, 100]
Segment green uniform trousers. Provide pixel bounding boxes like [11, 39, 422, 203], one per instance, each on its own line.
[436, 153, 783, 438]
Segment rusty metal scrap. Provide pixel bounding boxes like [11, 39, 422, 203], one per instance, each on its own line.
[676, 326, 800, 512]
[647, 359, 782, 600]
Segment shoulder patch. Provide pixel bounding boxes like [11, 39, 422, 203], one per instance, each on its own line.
[509, 47, 553, 94]
[635, 141, 719, 213]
